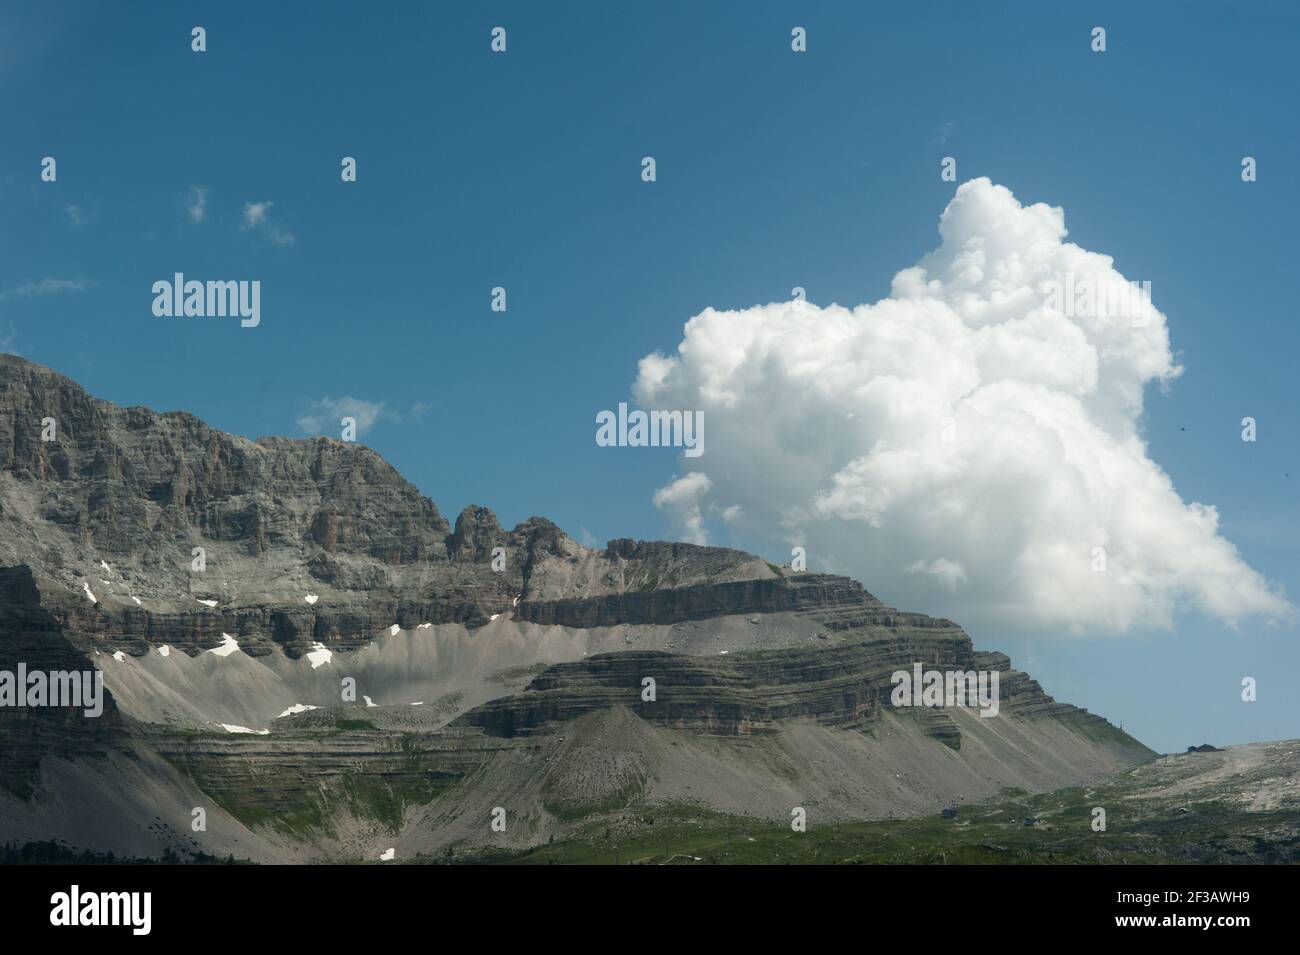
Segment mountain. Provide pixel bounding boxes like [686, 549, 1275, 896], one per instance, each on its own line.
[461, 739, 1300, 865]
[0, 353, 1154, 862]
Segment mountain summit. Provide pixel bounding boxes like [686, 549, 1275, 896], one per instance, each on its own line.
[0, 353, 1152, 861]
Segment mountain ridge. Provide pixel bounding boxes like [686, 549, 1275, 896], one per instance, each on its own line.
[0, 352, 1157, 861]
[0, 352, 782, 657]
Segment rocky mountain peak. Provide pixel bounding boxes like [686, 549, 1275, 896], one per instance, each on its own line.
[450, 505, 504, 562]
[0, 355, 813, 657]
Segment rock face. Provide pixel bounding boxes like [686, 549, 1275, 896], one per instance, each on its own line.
[516, 572, 882, 629]
[0, 353, 772, 658]
[0, 353, 1156, 860]
[464, 632, 1111, 745]
[0, 565, 123, 798]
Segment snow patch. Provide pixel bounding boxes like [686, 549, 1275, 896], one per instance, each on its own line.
[379, 848, 395, 862]
[305, 642, 333, 669]
[389, 624, 401, 636]
[112, 650, 125, 662]
[157, 645, 171, 657]
[131, 596, 142, 606]
[82, 582, 97, 603]
[277, 703, 318, 719]
[99, 560, 112, 574]
[490, 613, 500, 621]
[363, 695, 378, 708]
[304, 594, 318, 605]
[196, 598, 218, 608]
[220, 724, 269, 735]
[208, 633, 240, 657]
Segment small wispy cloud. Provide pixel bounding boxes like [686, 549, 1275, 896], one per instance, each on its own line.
[0, 278, 90, 301]
[243, 200, 294, 245]
[15, 278, 87, 297]
[64, 203, 86, 226]
[932, 120, 959, 146]
[297, 397, 385, 438]
[187, 186, 207, 224]
[243, 201, 271, 227]
[0, 320, 17, 353]
[296, 396, 434, 439]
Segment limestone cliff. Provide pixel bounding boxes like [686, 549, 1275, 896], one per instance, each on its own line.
[0, 353, 1155, 861]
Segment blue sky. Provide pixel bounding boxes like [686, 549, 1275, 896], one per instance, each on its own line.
[2, 1, 1297, 753]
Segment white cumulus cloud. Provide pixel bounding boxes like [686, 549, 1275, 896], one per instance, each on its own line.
[635, 178, 1291, 635]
